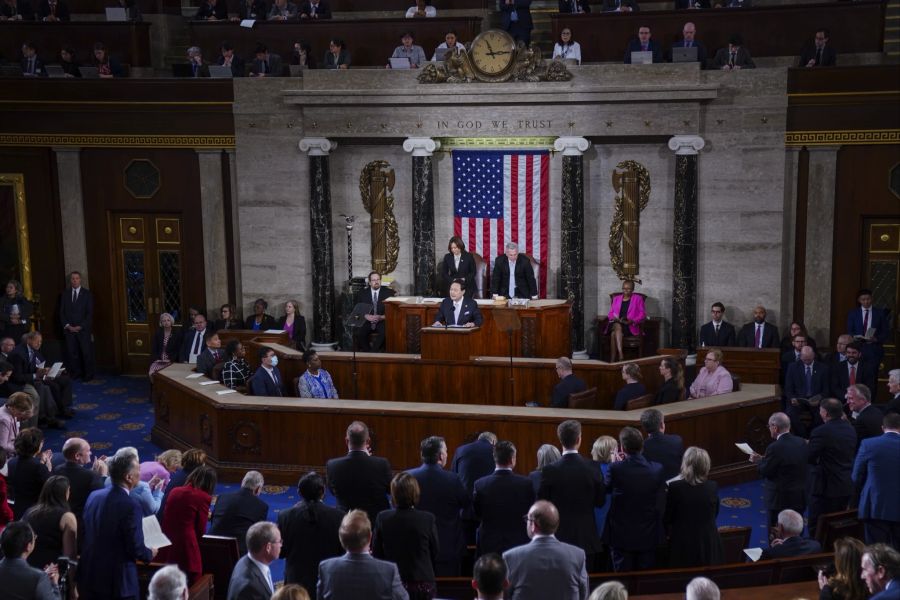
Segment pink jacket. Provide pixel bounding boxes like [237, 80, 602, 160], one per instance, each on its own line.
[690, 365, 734, 398]
[606, 293, 646, 336]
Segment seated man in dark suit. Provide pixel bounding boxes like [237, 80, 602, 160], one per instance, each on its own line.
[784, 346, 830, 437]
[737, 305, 780, 349]
[299, 0, 331, 18]
[226, 522, 280, 600]
[640, 409, 684, 481]
[760, 509, 822, 559]
[248, 347, 284, 397]
[550, 357, 587, 408]
[194, 0, 226, 20]
[195, 330, 223, 378]
[20, 41, 46, 77]
[217, 42, 246, 77]
[326, 420, 392, 526]
[832, 342, 877, 402]
[698, 302, 737, 347]
[250, 43, 283, 77]
[179, 312, 208, 364]
[624, 26, 661, 64]
[0, 521, 60, 597]
[209, 470, 269, 555]
[713, 34, 755, 70]
[9, 331, 71, 424]
[602, 0, 637, 10]
[473, 441, 535, 556]
[668, 21, 708, 68]
[185, 46, 210, 78]
[800, 28, 837, 67]
[490, 243, 537, 299]
[846, 384, 884, 446]
[432, 279, 483, 328]
[354, 271, 395, 352]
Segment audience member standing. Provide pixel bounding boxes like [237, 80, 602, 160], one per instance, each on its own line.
[451, 431, 496, 543]
[664, 447, 723, 567]
[807, 398, 856, 537]
[846, 384, 884, 445]
[226, 521, 282, 600]
[23, 476, 77, 572]
[473, 441, 535, 556]
[750, 412, 809, 526]
[158, 448, 206, 521]
[209, 470, 269, 555]
[158, 466, 217, 585]
[471, 553, 509, 600]
[59, 270, 94, 381]
[326, 421, 392, 525]
[640, 409, 685, 481]
[853, 412, 900, 548]
[9, 427, 51, 520]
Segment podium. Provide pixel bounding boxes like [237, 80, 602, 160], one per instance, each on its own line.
[420, 326, 482, 361]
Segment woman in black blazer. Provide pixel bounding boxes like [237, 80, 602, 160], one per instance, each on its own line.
[150, 312, 182, 376]
[276, 299, 307, 351]
[654, 356, 684, 405]
[373, 473, 438, 600]
[213, 303, 241, 331]
[440, 236, 477, 298]
[244, 298, 277, 331]
[664, 447, 724, 568]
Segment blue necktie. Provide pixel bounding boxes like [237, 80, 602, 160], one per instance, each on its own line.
[804, 366, 812, 398]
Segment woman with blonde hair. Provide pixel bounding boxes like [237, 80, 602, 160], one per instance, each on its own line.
[149, 312, 181, 376]
[528, 443, 561, 495]
[272, 584, 311, 600]
[818, 537, 868, 600]
[277, 299, 307, 351]
[689, 348, 733, 398]
[664, 446, 723, 567]
[140, 448, 182, 488]
[590, 435, 618, 539]
[588, 580, 627, 600]
[614, 362, 647, 410]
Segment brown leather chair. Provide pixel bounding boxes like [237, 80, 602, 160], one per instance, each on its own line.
[606, 292, 647, 360]
[212, 362, 224, 383]
[200, 534, 241, 600]
[568, 387, 598, 409]
[815, 509, 863, 552]
[625, 393, 654, 411]
[472, 252, 487, 299]
[718, 525, 752, 564]
[731, 374, 742, 392]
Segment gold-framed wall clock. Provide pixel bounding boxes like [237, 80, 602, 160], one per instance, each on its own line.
[468, 29, 518, 83]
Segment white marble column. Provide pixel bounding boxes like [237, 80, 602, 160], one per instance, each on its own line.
[196, 149, 229, 313]
[803, 146, 839, 345]
[403, 137, 441, 296]
[53, 148, 89, 281]
[226, 149, 242, 305]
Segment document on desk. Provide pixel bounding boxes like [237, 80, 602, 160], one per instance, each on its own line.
[240, 19, 255, 28]
[143, 516, 171, 548]
[743, 547, 763, 562]
[735, 442, 754, 455]
[186, 373, 204, 379]
[199, 380, 218, 386]
[264, 329, 286, 334]
[217, 389, 237, 396]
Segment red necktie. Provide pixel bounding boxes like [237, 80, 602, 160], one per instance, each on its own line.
[849, 365, 856, 386]
[863, 309, 869, 331]
[754, 325, 761, 348]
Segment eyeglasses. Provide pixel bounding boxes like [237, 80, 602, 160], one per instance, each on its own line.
[522, 515, 535, 523]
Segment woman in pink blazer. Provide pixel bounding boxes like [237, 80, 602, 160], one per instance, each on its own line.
[606, 280, 646, 362]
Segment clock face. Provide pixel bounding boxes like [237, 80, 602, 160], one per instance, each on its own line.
[469, 30, 517, 78]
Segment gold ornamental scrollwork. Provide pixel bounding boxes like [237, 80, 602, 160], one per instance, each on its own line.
[417, 40, 572, 84]
[359, 161, 399, 275]
[609, 160, 651, 284]
[0, 174, 33, 300]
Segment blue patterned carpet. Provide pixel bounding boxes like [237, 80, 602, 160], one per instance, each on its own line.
[45, 376, 771, 583]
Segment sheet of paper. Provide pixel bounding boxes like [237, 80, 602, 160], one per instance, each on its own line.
[735, 442, 754, 455]
[217, 389, 237, 395]
[186, 373, 204, 379]
[264, 329, 285, 333]
[48, 362, 64, 378]
[743, 547, 763, 562]
[199, 380, 218, 386]
[240, 18, 255, 28]
[142, 515, 172, 549]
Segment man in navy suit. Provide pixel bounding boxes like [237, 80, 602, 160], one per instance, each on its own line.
[832, 342, 877, 401]
[354, 271, 396, 352]
[433, 280, 483, 327]
[604, 426, 665, 572]
[78, 452, 156, 599]
[668, 22, 708, 68]
[209, 470, 269, 555]
[499, 0, 533, 46]
[490, 243, 537, 299]
[760, 509, 822, 559]
[179, 312, 208, 364]
[640, 409, 684, 481]
[750, 412, 809, 526]
[847, 289, 889, 377]
[624, 26, 662, 64]
[737, 305, 780, 349]
[537, 420, 605, 570]
[451, 431, 496, 545]
[226, 522, 280, 600]
[326, 420, 392, 526]
[697, 302, 737, 347]
[807, 398, 856, 537]
[847, 384, 885, 446]
[784, 345, 831, 436]
[550, 357, 587, 408]
[59, 271, 95, 380]
[407, 436, 470, 576]
[473, 441, 535, 556]
[853, 412, 900, 548]
[249, 347, 284, 397]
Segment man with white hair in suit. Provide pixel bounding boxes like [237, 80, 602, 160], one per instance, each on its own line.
[686, 577, 720, 600]
[149, 565, 189, 600]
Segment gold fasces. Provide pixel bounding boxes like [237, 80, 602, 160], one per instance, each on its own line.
[609, 161, 651, 284]
[359, 160, 399, 275]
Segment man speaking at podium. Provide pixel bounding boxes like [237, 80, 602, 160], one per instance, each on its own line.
[433, 280, 483, 327]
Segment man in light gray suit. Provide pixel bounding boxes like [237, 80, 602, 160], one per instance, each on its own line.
[317, 510, 409, 600]
[502, 500, 589, 600]
[0, 521, 60, 600]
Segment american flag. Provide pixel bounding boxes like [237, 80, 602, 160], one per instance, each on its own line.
[452, 150, 549, 296]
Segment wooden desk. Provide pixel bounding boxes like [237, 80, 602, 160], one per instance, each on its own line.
[215, 329, 291, 347]
[385, 298, 571, 358]
[420, 326, 482, 361]
[552, 1, 885, 63]
[188, 17, 482, 69]
[631, 580, 820, 599]
[697, 346, 781, 385]
[68, 0, 182, 14]
[152, 362, 778, 483]
[0, 22, 152, 68]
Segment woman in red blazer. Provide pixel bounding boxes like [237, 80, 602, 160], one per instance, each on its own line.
[159, 465, 217, 584]
[605, 279, 646, 363]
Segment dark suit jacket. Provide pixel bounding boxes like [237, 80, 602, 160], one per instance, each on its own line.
[853, 404, 884, 446]
[20, 55, 46, 76]
[760, 535, 822, 560]
[440, 251, 477, 296]
[322, 49, 351, 69]
[9, 456, 50, 519]
[799, 44, 837, 67]
[669, 40, 708, 68]
[37, 0, 70, 20]
[698, 321, 737, 347]
[559, 0, 591, 12]
[194, 0, 227, 19]
[604, 454, 664, 551]
[499, 0, 533, 31]
[713, 46, 755, 68]
[407, 463, 469, 566]
[0, 0, 33, 19]
[226, 555, 271, 600]
[326, 450, 392, 525]
[195, 347, 223, 378]
[249, 366, 284, 397]
[737, 321, 780, 349]
[317, 552, 406, 600]
[784, 360, 830, 400]
[237, 0, 266, 19]
[451, 439, 495, 495]
[178, 327, 207, 363]
[151, 328, 181, 361]
[216, 54, 246, 77]
[758, 433, 809, 513]
[675, 0, 709, 6]
[0, 557, 59, 599]
[278, 500, 344, 596]
[602, 0, 638, 10]
[551, 373, 587, 408]
[643, 432, 684, 481]
[250, 54, 283, 76]
[614, 382, 647, 411]
[354, 286, 395, 318]
[434, 297, 483, 327]
[59, 286, 93, 333]
[473, 469, 535, 555]
[490, 254, 537, 298]
[830, 359, 877, 401]
[8, 343, 41, 387]
[373, 507, 439, 583]
[299, 0, 331, 18]
[808, 419, 856, 499]
[887, 393, 900, 416]
[847, 306, 889, 344]
[209, 488, 269, 554]
[53, 460, 104, 523]
[276, 314, 307, 350]
[853, 432, 900, 523]
[623, 38, 661, 63]
[244, 314, 276, 330]
[538, 453, 605, 554]
[77, 485, 153, 599]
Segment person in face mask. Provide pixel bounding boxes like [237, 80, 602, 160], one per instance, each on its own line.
[297, 350, 338, 399]
[249, 347, 284, 397]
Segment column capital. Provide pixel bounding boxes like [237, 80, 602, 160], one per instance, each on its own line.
[667, 135, 705, 155]
[553, 136, 590, 156]
[402, 137, 441, 157]
[299, 137, 337, 156]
